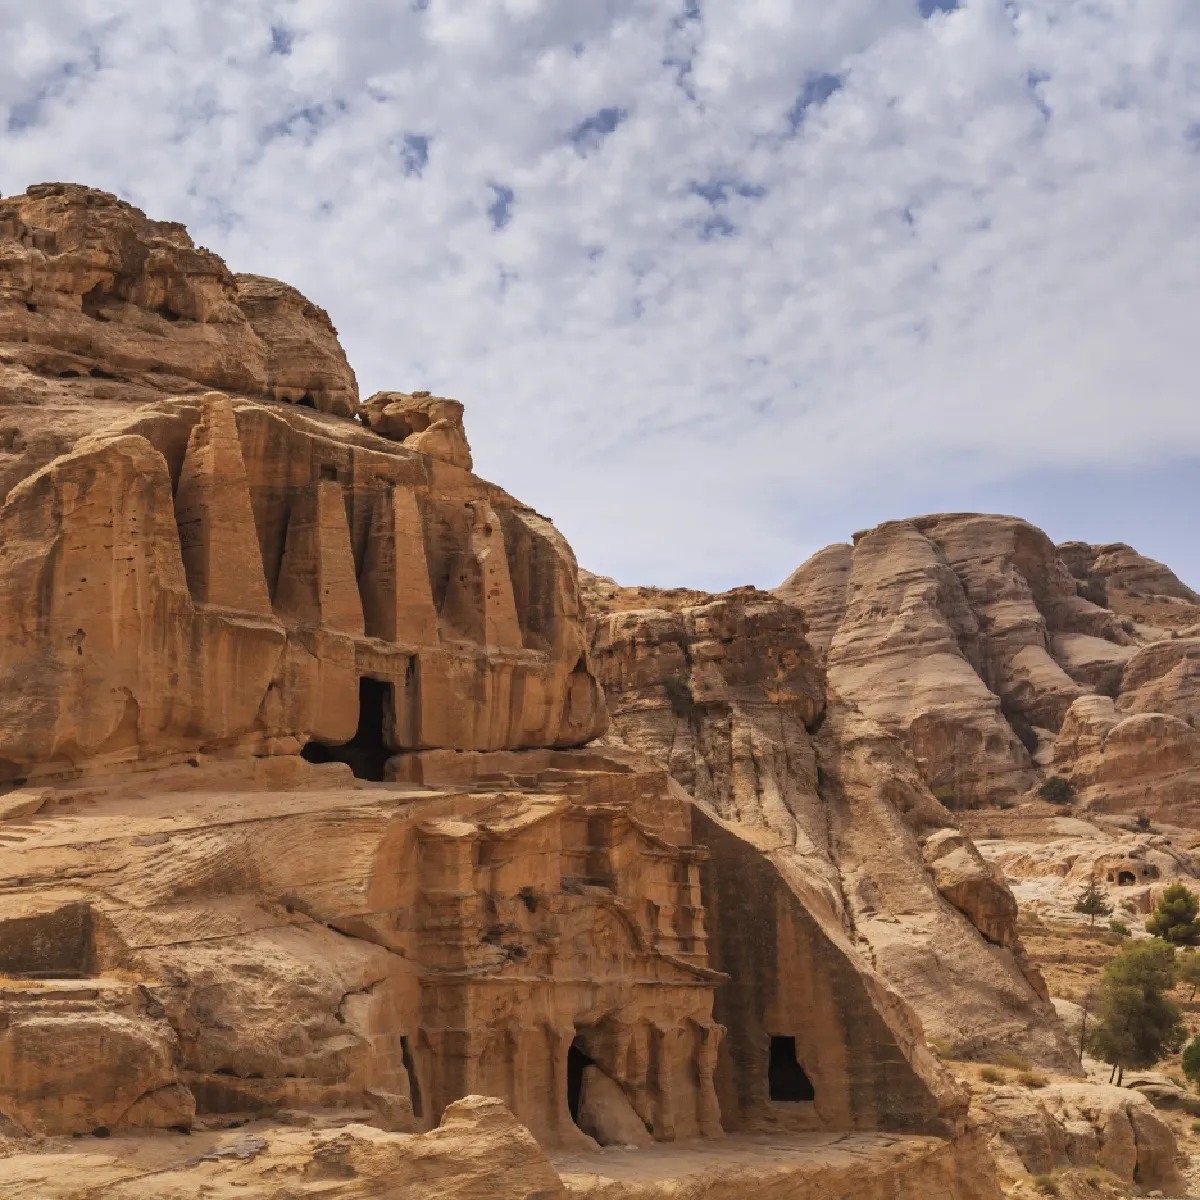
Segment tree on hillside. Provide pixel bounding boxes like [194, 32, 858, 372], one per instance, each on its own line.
[1073, 879, 1113, 927]
[1085, 939, 1185, 1085]
[1184, 1034, 1200, 1091]
[1178, 951, 1200, 1001]
[1146, 883, 1200, 945]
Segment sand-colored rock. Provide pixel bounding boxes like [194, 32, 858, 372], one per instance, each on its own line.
[584, 578, 1074, 1071]
[1118, 636, 1200, 726]
[1059, 540, 1200, 633]
[978, 1081, 1183, 1194]
[576, 1064, 654, 1147]
[0, 186, 1009, 1195]
[362, 390, 473, 470]
[0, 1097, 568, 1199]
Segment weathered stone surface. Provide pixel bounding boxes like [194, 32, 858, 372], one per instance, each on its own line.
[0, 1098, 569, 1199]
[362, 390, 473, 470]
[584, 578, 1074, 1071]
[0, 187, 1005, 1195]
[1059, 539, 1200, 633]
[576, 1064, 653, 1147]
[978, 1081, 1183, 1194]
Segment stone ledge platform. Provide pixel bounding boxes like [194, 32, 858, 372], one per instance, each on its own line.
[554, 1131, 963, 1200]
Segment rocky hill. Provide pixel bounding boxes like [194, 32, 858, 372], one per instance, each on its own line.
[0, 181, 1194, 1199]
[0, 183, 1031, 1200]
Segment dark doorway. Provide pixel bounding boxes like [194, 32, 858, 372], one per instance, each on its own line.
[567, 1039, 595, 1123]
[301, 677, 393, 781]
[1117, 871, 1136, 886]
[768, 1036, 815, 1102]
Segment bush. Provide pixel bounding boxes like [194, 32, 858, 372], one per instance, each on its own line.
[996, 1051, 1033, 1071]
[986, 827, 1004, 840]
[1108, 919, 1131, 938]
[1121, 619, 1135, 634]
[1135, 813, 1153, 832]
[927, 1037, 953, 1060]
[1182, 1035, 1200, 1090]
[1018, 1071, 1049, 1088]
[979, 1066, 1005, 1084]
[1032, 1175, 1060, 1196]
[1147, 883, 1200, 945]
[1178, 950, 1200, 999]
[1039, 776, 1075, 805]
[1192, 1119, 1200, 1135]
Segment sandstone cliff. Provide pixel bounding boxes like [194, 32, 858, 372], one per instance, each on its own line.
[779, 514, 1200, 826]
[0, 184, 1002, 1200]
[583, 574, 1076, 1071]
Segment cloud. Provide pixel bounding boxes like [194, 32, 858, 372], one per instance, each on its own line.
[1, 0, 1199, 589]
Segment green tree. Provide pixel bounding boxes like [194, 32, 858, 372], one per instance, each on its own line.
[1178, 951, 1200, 1000]
[1183, 1034, 1200, 1090]
[1085, 940, 1186, 1084]
[1146, 883, 1200, 945]
[1039, 775, 1075, 805]
[1073, 879, 1113, 927]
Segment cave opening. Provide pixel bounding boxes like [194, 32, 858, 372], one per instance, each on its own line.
[301, 677, 393, 781]
[768, 1036, 815, 1102]
[400, 1035, 423, 1119]
[567, 1038, 595, 1124]
[1117, 871, 1136, 886]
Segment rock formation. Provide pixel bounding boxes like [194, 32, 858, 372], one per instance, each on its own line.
[0, 184, 1002, 1199]
[780, 513, 1200, 826]
[583, 575, 1074, 1071]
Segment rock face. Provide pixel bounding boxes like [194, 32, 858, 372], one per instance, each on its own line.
[779, 514, 1200, 826]
[0, 183, 998, 1200]
[584, 576, 1074, 1070]
[979, 1081, 1183, 1194]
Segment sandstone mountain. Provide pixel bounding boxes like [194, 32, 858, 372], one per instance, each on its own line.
[0, 183, 1039, 1199]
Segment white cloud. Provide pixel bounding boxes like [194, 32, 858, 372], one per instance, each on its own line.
[2, 0, 1199, 588]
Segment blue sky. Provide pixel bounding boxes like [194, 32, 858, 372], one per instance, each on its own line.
[2, 0, 1198, 591]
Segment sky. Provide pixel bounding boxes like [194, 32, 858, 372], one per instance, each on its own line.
[1, 0, 1198, 592]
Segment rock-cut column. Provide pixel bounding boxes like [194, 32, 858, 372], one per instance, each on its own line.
[275, 480, 365, 634]
[173, 392, 272, 614]
[359, 484, 439, 645]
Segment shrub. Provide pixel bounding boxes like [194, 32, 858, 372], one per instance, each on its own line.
[1039, 776, 1075, 805]
[927, 1037, 953, 1060]
[1121, 619, 1135, 634]
[979, 1066, 1005, 1084]
[1032, 1175, 1060, 1196]
[1108, 919, 1131, 938]
[1147, 883, 1200, 945]
[1182, 1035, 1200, 1090]
[1192, 1119, 1200, 1135]
[1135, 813, 1153, 832]
[1018, 1071, 1049, 1089]
[996, 1051, 1033, 1071]
[986, 827, 1004, 840]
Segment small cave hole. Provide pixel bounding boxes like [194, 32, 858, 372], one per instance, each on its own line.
[91, 1127, 110, 1139]
[768, 1036, 815, 1103]
[296, 393, 317, 409]
[1117, 871, 1136, 886]
[567, 1039, 595, 1125]
[401, 1035, 423, 1119]
[301, 677, 393, 781]
[319, 464, 339, 482]
[25, 302, 36, 313]
[519, 887, 539, 914]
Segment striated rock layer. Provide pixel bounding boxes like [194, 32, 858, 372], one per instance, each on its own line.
[583, 575, 1075, 1071]
[0, 184, 1000, 1198]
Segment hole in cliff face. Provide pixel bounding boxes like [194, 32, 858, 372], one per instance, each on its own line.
[296, 393, 317, 408]
[567, 1039, 595, 1125]
[400, 1036, 423, 1119]
[0, 903, 95, 978]
[1117, 871, 1136, 886]
[301, 677, 393, 781]
[768, 1036, 815, 1102]
[81, 284, 107, 320]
